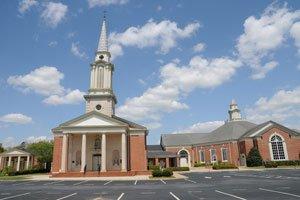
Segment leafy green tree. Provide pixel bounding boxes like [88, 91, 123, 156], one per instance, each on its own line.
[246, 147, 263, 167]
[26, 141, 53, 171]
[0, 144, 4, 153]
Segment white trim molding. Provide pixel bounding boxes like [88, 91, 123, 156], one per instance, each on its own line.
[268, 133, 288, 161]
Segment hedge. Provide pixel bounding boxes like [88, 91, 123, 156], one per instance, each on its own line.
[167, 167, 189, 171]
[152, 168, 173, 177]
[0, 166, 47, 176]
[194, 162, 205, 167]
[212, 162, 237, 170]
[263, 160, 300, 168]
[148, 165, 160, 170]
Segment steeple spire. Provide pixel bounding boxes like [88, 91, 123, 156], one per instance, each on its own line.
[228, 99, 242, 121]
[97, 12, 108, 52]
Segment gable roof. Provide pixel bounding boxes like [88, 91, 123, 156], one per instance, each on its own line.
[146, 145, 178, 158]
[242, 120, 300, 138]
[161, 120, 257, 147]
[0, 148, 31, 156]
[52, 111, 147, 132]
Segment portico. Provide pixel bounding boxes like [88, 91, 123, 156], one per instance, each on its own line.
[0, 149, 33, 171]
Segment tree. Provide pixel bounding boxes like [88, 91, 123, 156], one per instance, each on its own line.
[246, 147, 263, 167]
[0, 143, 4, 153]
[26, 140, 53, 171]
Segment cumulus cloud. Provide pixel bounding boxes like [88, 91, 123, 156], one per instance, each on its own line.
[236, 3, 300, 79]
[109, 19, 200, 59]
[87, 0, 128, 7]
[26, 136, 51, 143]
[43, 89, 85, 105]
[173, 121, 224, 134]
[8, 66, 84, 105]
[0, 113, 32, 124]
[71, 42, 88, 60]
[48, 41, 58, 47]
[290, 22, 300, 54]
[1, 137, 16, 148]
[246, 86, 300, 126]
[116, 56, 241, 125]
[18, 0, 38, 14]
[193, 42, 205, 53]
[41, 2, 68, 28]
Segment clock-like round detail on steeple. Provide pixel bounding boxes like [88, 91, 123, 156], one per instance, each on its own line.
[96, 104, 102, 110]
[99, 55, 104, 60]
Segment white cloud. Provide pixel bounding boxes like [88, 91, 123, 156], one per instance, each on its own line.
[109, 19, 200, 59]
[290, 22, 300, 54]
[8, 66, 65, 96]
[138, 79, 146, 85]
[173, 121, 224, 134]
[1, 137, 16, 148]
[71, 42, 88, 60]
[48, 41, 58, 47]
[157, 5, 162, 11]
[43, 89, 85, 105]
[117, 56, 241, 124]
[26, 136, 51, 143]
[0, 113, 32, 124]
[193, 42, 205, 53]
[87, 0, 128, 8]
[18, 0, 38, 14]
[236, 3, 300, 79]
[41, 2, 68, 28]
[8, 66, 85, 105]
[67, 32, 76, 39]
[246, 86, 300, 125]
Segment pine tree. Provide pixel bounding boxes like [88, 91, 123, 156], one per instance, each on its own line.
[246, 147, 263, 167]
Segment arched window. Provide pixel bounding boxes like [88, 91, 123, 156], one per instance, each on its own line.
[179, 150, 188, 158]
[270, 135, 286, 160]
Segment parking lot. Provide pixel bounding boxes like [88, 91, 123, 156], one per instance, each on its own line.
[0, 169, 299, 199]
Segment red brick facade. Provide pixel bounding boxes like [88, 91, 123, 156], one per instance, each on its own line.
[129, 135, 147, 171]
[52, 136, 62, 173]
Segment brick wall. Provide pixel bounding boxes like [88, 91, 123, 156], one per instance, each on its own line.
[52, 136, 62, 173]
[129, 134, 147, 171]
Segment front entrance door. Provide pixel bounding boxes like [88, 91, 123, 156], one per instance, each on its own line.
[180, 157, 188, 167]
[92, 154, 101, 171]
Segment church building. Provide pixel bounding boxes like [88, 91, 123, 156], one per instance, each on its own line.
[51, 17, 149, 177]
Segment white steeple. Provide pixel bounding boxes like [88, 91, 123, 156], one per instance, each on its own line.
[97, 15, 108, 52]
[228, 99, 242, 121]
[85, 13, 116, 116]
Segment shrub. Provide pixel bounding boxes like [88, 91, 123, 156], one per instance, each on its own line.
[167, 167, 189, 171]
[194, 162, 205, 167]
[273, 160, 300, 166]
[148, 165, 160, 171]
[152, 169, 162, 177]
[212, 162, 237, 170]
[0, 166, 14, 176]
[264, 161, 278, 168]
[246, 147, 263, 167]
[161, 168, 173, 177]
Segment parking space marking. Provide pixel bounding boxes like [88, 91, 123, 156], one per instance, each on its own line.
[259, 188, 300, 198]
[73, 180, 88, 186]
[103, 180, 112, 185]
[141, 192, 155, 195]
[185, 179, 197, 184]
[215, 190, 247, 200]
[169, 192, 181, 200]
[223, 175, 231, 178]
[56, 193, 77, 200]
[44, 180, 64, 185]
[205, 176, 212, 179]
[117, 193, 124, 200]
[134, 180, 137, 185]
[160, 179, 166, 184]
[0, 192, 30, 200]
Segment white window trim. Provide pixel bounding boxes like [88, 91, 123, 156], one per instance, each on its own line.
[199, 150, 205, 163]
[210, 149, 217, 163]
[221, 148, 228, 162]
[268, 133, 288, 161]
[177, 148, 191, 168]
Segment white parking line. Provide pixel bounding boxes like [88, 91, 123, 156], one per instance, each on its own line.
[160, 179, 166, 184]
[44, 180, 64, 185]
[73, 180, 88, 186]
[134, 180, 138, 185]
[103, 180, 112, 185]
[170, 192, 181, 200]
[117, 193, 124, 200]
[205, 176, 212, 179]
[223, 175, 231, 178]
[215, 190, 247, 200]
[141, 192, 155, 195]
[56, 193, 77, 200]
[0, 192, 30, 200]
[259, 188, 300, 198]
[185, 179, 197, 184]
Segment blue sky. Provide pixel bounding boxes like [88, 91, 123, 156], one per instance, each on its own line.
[0, 0, 300, 147]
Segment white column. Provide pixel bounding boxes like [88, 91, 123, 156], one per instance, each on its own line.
[0, 156, 2, 170]
[26, 156, 30, 169]
[17, 156, 21, 171]
[101, 133, 106, 172]
[60, 134, 68, 172]
[81, 134, 87, 172]
[121, 133, 127, 171]
[93, 67, 97, 88]
[8, 156, 11, 167]
[90, 67, 94, 88]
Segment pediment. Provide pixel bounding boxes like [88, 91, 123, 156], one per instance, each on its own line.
[72, 116, 118, 126]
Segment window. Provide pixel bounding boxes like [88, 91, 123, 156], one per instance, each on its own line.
[199, 150, 205, 163]
[210, 149, 217, 163]
[270, 135, 286, 160]
[221, 148, 228, 162]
